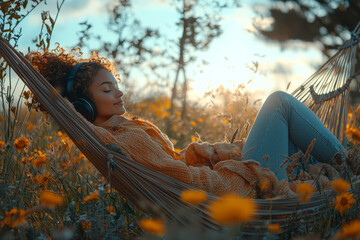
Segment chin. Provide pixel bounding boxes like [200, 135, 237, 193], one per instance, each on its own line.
[118, 106, 126, 115]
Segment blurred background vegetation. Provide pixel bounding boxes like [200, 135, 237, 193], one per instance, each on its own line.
[1, 0, 360, 239]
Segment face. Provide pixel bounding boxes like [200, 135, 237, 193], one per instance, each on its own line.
[88, 68, 126, 125]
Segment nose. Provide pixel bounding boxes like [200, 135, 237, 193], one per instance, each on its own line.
[116, 88, 123, 97]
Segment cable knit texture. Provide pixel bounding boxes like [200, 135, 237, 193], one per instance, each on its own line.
[88, 115, 339, 199]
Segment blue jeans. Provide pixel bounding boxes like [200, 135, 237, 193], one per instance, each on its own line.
[241, 91, 346, 180]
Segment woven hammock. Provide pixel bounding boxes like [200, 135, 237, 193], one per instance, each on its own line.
[291, 22, 360, 144]
[0, 22, 360, 237]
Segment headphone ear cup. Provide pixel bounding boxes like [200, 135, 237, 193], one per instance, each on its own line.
[72, 97, 97, 122]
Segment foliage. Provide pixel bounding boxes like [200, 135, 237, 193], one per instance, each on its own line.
[1, 0, 360, 239]
[253, 0, 360, 56]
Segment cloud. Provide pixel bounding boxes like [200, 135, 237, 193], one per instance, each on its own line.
[27, 0, 113, 27]
[132, 0, 172, 9]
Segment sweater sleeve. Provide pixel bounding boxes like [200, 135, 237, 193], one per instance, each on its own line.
[89, 124, 281, 197]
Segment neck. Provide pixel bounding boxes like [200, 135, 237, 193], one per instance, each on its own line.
[93, 115, 128, 126]
[93, 116, 113, 126]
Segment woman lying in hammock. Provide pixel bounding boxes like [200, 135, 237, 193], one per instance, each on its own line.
[26, 48, 349, 199]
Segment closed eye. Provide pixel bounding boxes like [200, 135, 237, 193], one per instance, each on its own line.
[104, 90, 111, 93]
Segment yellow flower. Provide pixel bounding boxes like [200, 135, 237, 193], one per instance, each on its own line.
[83, 192, 99, 202]
[180, 189, 207, 204]
[345, 128, 360, 142]
[207, 193, 257, 225]
[13, 137, 30, 151]
[32, 154, 47, 168]
[40, 190, 63, 208]
[107, 206, 115, 213]
[58, 160, 67, 168]
[267, 223, 282, 233]
[331, 178, 350, 193]
[296, 182, 314, 202]
[0, 141, 5, 151]
[26, 122, 34, 131]
[33, 173, 53, 186]
[222, 119, 227, 124]
[197, 118, 204, 123]
[337, 219, 360, 239]
[191, 136, 196, 142]
[190, 121, 197, 127]
[81, 221, 91, 231]
[334, 192, 355, 215]
[3, 208, 27, 228]
[139, 218, 166, 236]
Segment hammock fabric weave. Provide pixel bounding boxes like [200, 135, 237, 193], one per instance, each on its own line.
[1, 23, 360, 237]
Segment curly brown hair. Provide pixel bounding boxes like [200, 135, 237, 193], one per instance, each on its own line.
[25, 44, 119, 113]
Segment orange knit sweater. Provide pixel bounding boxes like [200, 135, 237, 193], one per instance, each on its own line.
[88, 115, 339, 198]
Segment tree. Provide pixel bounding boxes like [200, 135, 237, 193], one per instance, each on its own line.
[254, 0, 360, 57]
[253, 0, 360, 104]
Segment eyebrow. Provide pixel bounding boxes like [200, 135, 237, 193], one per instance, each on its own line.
[99, 81, 117, 87]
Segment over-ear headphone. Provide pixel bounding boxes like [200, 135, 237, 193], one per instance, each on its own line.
[65, 62, 98, 122]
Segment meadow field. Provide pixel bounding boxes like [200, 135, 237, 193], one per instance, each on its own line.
[1, 0, 360, 239]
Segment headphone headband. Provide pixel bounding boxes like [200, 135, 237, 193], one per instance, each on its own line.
[64, 62, 97, 123]
[66, 62, 86, 99]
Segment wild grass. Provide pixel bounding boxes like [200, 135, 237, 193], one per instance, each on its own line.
[1, 85, 360, 239]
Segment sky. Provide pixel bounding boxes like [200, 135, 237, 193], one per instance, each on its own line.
[10, 0, 326, 107]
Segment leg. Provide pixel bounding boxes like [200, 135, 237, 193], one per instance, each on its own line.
[241, 91, 346, 180]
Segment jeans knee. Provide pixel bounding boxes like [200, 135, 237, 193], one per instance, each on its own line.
[264, 91, 287, 106]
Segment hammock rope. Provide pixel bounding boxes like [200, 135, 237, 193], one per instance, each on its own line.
[0, 37, 219, 230]
[1, 20, 360, 236]
[291, 23, 360, 143]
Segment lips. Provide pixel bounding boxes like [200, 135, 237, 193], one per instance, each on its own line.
[114, 100, 124, 105]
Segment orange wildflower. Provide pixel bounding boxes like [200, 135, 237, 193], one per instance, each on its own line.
[107, 206, 115, 213]
[33, 173, 53, 186]
[139, 218, 166, 236]
[58, 160, 67, 168]
[32, 154, 47, 168]
[190, 121, 197, 127]
[0, 141, 5, 151]
[345, 128, 360, 142]
[296, 182, 314, 202]
[267, 223, 282, 233]
[334, 192, 355, 215]
[81, 221, 91, 231]
[180, 189, 207, 204]
[3, 208, 27, 228]
[197, 118, 204, 123]
[207, 193, 257, 225]
[13, 137, 30, 151]
[40, 190, 63, 208]
[83, 192, 99, 202]
[26, 122, 34, 131]
[331, 178, 350, 193]
[337, 219, 360, 239]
